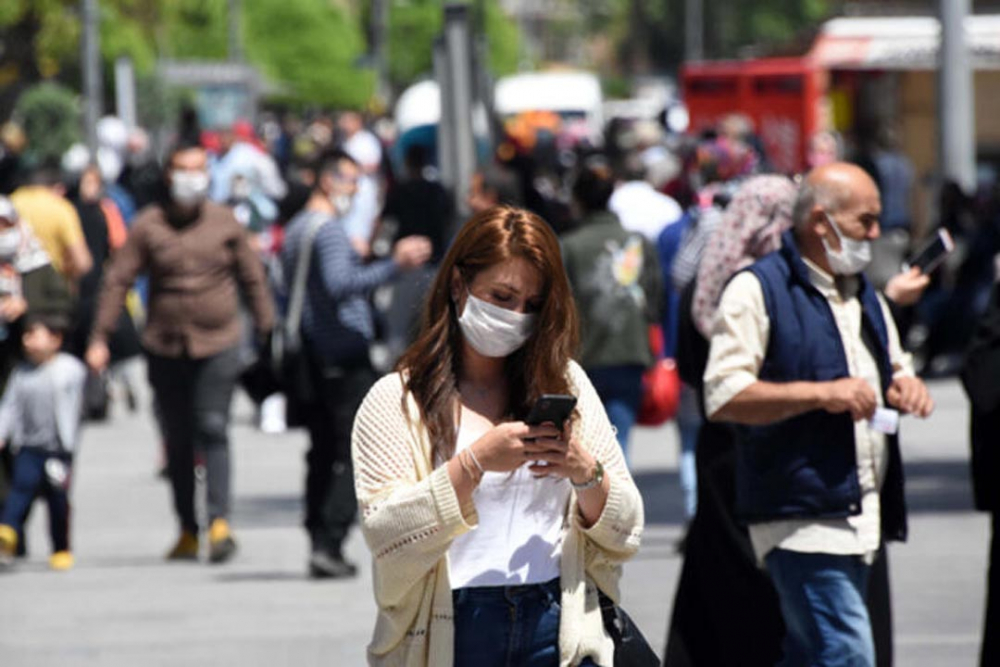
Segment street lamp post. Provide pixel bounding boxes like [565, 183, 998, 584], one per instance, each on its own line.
[939, 0, 976, 194]
[82, 0, 102, 155]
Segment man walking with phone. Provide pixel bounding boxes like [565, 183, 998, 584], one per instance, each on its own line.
[704, 163, 933, 667]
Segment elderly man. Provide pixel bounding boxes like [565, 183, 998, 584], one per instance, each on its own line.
[704, 162, 933, 667]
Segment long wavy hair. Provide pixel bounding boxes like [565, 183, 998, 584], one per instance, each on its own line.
[396, 206, 580, 463]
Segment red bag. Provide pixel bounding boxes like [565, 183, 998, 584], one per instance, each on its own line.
[637, 325, 681, 426]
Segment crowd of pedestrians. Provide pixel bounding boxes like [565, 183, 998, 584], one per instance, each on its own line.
[0, 102, 998, 667]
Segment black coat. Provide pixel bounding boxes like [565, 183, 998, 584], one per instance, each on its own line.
[962, 282, 1000, 512]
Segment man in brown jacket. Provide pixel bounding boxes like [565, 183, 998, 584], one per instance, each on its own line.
[86, 140, 275, 564]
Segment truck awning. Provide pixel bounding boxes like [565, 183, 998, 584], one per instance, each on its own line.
[809, 15, 1000, 70]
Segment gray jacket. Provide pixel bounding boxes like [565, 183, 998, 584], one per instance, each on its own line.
[0, 353, 87, 453]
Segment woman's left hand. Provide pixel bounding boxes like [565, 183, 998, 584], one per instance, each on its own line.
[526, 424, 595, 486]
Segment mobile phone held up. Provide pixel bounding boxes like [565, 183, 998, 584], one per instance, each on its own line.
[525, 394, 577, 429]
[904, 228, 955, 274]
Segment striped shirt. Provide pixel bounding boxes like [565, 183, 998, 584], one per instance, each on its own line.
[281, 209, 397, 366]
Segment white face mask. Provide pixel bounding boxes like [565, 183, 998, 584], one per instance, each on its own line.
[330, 193, 353, 216]
[822, 212, 871, 275]
[0, 227, 22, 262]
[457, 291, 536, 358]
[170, 170, 210, 207]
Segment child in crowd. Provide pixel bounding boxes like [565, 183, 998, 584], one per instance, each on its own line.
[0, 313, 87, 570]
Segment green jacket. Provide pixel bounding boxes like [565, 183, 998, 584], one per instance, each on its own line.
[561, 210, 663, 369]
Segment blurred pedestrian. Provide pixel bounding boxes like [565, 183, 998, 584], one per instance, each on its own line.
[961, 277, 1000, 667]
[281, 150, 430, 579]
[608, 153, 682, 241]
[352, 206, 643, 665]
[561, 159, 663, 461]
[339, 111, 383, 257]
[85, 139, 275, 564]
[10, 165, 93, 282]
[0, 196, 72, 556]
[466, 162, 524, 214]
[377, 144, 453, 364]
[705, 163, 933, 667]
[0, 313, 86, 571]
[664, 175, 795, 666]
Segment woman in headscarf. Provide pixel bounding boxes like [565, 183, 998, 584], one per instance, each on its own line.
[664, 175, 794, 667]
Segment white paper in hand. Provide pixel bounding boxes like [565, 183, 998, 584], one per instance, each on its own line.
[869, 407, 900, 435]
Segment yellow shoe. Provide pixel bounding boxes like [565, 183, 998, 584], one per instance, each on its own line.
[49, 551, 74, 571]
[166, 530, 199, 561]
[208, 519, 237, 564]
[0, 524, 17, 566]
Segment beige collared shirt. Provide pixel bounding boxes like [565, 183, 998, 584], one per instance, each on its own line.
[704, 256, 914, 564]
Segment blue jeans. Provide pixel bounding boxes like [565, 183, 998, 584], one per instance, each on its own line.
[766, 549, 874, 667]
[453, 579, 597, 667]
[586, 365, 645, 462]
[0, 447, 73, 553]
[676, 384, 701, 520]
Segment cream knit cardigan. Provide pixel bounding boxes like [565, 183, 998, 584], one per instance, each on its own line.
[351, 360, 644, 667]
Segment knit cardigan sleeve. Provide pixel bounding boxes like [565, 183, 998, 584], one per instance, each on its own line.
[352, 373, 477, 609]
[567, 361, 644, 587]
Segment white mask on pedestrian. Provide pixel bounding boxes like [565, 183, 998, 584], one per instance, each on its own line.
[0, 227, 22, 262]
[330, 193, 353, 216]
[170, 170, 210, 208]
[457, 291, 536, 358]
[822, 212, 871, 275]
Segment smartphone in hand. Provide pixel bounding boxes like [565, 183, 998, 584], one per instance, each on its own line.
[904, 228, 955, 274]
[525, 394, 577, 429]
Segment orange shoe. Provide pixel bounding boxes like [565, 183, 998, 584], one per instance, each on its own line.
[208, 519, 237, 564]
[49, 551, 74, 571]
[0, 524, 17, 567]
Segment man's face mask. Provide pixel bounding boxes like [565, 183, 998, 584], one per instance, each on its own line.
[821, 211, 871, 276]
[170, 169, 210, 208]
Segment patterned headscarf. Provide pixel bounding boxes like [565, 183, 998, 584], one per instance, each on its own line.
[692, 174, 797, 337]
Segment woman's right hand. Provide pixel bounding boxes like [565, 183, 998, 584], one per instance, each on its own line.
[471, 421, 563, 473]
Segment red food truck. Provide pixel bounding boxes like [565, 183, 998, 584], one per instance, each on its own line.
[681, 57, 827, 175]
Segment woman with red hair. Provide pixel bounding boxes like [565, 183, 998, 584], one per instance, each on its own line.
[352, 207, 644, 666]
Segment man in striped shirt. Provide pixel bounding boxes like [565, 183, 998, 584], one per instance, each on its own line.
[282, 150, 431, 578]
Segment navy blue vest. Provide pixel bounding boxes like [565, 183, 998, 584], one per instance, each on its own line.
[734, 231, 907, 542]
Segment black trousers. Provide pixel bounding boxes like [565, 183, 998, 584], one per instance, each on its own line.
[303, 349, 375, 554]
[148, 347, 241, 534]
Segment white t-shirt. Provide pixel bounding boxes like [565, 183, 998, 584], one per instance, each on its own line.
[609, 180, 683, 241]
[448, 421, 571, 589]
[343, 130, 383, 171]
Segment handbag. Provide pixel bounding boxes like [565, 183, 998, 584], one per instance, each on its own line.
[637, 325, 681, 426]
[598, 591, 661, 666]
[240, 215, 327, 423]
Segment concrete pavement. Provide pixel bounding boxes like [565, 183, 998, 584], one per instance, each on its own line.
[0, 373, 988, 666]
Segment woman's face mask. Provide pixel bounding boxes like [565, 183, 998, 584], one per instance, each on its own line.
[821, 212, 871, 276]
[457, 290, 537, 358]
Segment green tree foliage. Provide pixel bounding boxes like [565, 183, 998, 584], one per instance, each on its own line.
[580, 0, 841, 73]
[1, 0, 520, 110]
[12, 81, 81, 166]
[243, 0, 373, 108]
[385, 0, 521, 90]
